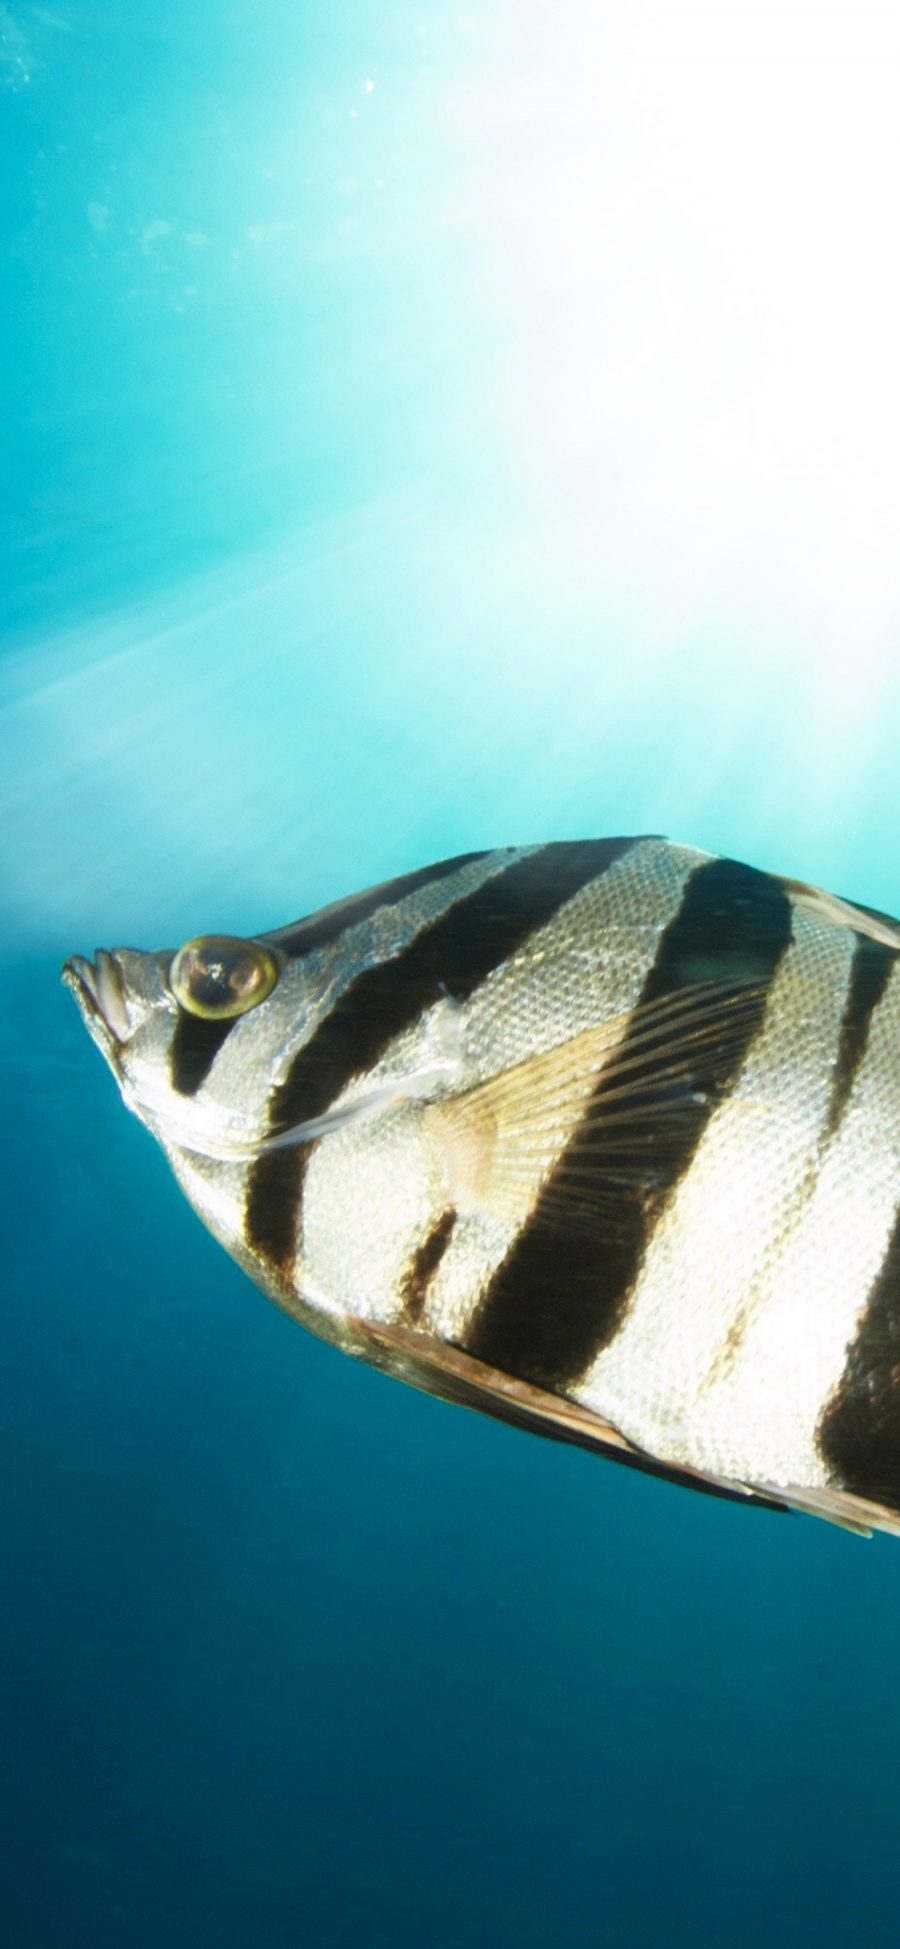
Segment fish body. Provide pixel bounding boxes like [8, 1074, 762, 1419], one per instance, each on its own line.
[63, 838, 900, 1537]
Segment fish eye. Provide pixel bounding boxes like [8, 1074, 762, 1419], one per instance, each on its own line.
[168, 935, 278, 1020]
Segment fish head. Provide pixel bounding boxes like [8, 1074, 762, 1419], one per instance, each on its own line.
[62, 928, 334, 1149]
[61, 924, 451, 1340]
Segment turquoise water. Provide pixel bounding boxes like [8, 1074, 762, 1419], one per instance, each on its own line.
[4, 6, 900, 1944]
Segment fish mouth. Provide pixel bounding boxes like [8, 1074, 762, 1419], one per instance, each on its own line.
[62, 949, 131, 1053]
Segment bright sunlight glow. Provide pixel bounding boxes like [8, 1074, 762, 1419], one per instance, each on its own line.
[5, 0, 900, 945]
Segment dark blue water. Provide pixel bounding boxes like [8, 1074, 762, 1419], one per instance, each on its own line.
[5, 6, 900, 1944]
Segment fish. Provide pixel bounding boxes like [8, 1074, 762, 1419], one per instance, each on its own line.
[62, 837, 900, 1539]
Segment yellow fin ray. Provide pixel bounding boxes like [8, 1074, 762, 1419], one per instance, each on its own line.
[426, 980, 765, 1227]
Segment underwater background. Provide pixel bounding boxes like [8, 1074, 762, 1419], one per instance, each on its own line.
[4, 4, 900, 1944]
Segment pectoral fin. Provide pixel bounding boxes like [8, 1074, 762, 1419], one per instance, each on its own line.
[425, 980, 766, 1230]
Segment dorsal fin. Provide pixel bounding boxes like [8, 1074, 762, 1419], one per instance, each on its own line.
[780, 877, 900, 950]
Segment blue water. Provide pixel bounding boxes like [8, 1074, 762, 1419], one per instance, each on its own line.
[5, 6, 900, 1945]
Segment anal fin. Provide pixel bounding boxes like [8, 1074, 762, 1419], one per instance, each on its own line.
[751, 1478, 900, 1539]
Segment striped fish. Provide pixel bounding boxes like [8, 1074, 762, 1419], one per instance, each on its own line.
[62, 838, 900, 1538]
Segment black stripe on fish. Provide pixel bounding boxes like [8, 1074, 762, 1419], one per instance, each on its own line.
[266, 852, 491, 959]
[824, 934, 896, 1139]
[818, 1197, 900, 1512]
[399, 1211, 458, 1325]
[242, 1141, 314, 1283]
[244, 838, 643, 1274]
[170, 1013, 237, 1098]
[169, 854, 492, 1099]
[463, 857, 795, 1392]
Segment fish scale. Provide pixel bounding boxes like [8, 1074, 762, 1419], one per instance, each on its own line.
[576, 902, 856, 1464]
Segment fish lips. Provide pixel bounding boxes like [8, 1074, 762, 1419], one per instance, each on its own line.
[62, 949, 131, 1067]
